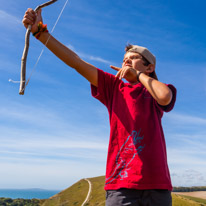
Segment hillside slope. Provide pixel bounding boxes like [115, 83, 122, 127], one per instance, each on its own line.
[41, 176, 205, 206]
[41, 176, 105, 206]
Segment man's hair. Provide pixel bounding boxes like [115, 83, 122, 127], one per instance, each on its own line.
[125, 44, 158, 80]
[125, 44, 150, 66]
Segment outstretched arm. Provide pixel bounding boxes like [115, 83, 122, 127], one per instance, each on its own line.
[22, 8, 98, 87]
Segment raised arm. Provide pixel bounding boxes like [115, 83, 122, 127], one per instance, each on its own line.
[110, 65, 172, 106]
[22, 8, 98, 87]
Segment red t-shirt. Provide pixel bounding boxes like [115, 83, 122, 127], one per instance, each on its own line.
[91, 69, 177, 191]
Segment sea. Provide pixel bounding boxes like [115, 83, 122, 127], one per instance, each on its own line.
[0, 188, 60, 199]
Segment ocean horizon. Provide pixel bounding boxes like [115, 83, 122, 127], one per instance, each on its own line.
[0, 188, 60, 199]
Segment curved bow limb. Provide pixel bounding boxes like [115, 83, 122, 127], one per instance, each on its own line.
[19, 0, 58, 95]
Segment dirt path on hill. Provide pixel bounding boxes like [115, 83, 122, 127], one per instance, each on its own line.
[81, 178, 92, 206]
[173, 191, 206, 200]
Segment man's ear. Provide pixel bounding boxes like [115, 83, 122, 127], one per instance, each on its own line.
[146, 64, 155, 74]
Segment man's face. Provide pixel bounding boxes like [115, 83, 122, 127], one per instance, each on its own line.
[122, 52, 148, 73]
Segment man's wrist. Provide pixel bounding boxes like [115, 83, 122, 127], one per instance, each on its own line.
[32, 21, 48, 39]
[137, 71, 143, 82]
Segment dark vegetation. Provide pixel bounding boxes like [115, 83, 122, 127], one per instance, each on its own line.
[173, 186, 206, 192]
[0, 198, 42, 206]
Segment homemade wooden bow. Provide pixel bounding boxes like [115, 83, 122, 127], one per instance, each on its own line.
[19, 0, 58, 95]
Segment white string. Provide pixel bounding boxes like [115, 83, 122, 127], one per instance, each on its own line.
[9, 0, 69, 85]
[25, 0, 69, 86]
[8, 79, 24, 83]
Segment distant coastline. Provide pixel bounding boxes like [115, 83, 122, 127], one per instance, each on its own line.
[0, 188, 60, 199]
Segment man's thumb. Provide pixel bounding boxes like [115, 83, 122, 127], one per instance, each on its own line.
[36, 8, 42, 22]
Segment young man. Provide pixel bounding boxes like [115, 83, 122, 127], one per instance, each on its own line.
[22, 8, 176, 206]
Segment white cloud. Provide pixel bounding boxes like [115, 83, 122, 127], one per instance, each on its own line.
[0, 10, 21, 26]
[0, 99, 108, 163]
[0, 104, 62, 129]
[0, 58, 19, 73]
[0, 138, 107, 153]
[164, 112, 206, 125]
[164, 113, 206, 186]
[67, 44, 113, 65]
[168, 148, 206, 165]
[168, 143, 206, 187]
[86, 55, 112, 65]
[0, 121, 108, 189]
[171, 169, 206, 187]
[0, 126, 108, 163]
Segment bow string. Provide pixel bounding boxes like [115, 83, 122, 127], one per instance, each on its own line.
[19, 0, 68, 95]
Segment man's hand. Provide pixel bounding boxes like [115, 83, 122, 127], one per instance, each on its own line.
[22, 8, 43, 34]
[110, 65, 139, 83]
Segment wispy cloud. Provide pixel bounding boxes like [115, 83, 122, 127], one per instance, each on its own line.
[168, 147, 206, 186]
[0, 97, 108, 163]
[0, 103, 62, 128]
[0, 123, 107, 189]
[1, 138, 107, 152]
[67, 44, 113, 65]
[0, 10, 21, 26]
[163, 111, 206, 186]
[164, 112, 206, 126]
[168, 147, 206, 164]
[0, 97, 108, 136]
[86, 55, 112, 65]
[171, 169, 206, 187]
[0, 137, 108, 162]
[0, 58, 19, 73]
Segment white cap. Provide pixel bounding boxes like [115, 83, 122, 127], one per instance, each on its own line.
[127, 45, 156, 66]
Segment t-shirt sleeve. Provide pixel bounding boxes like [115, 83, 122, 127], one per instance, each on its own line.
[155, 84, 177, 113]
[91, 68, 117, 107]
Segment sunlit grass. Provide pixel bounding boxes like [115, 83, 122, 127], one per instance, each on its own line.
[41, 176, 206, 206]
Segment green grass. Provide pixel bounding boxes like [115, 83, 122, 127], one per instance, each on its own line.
[41, 176, 206, 206]
[85, 176, 106, 206]
[172, 194, 205, 206]
[180, 195, 206, 205]
[41, 179, 89, 206]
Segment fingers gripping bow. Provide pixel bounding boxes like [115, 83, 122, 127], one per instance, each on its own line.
[19, 0, 58, 95]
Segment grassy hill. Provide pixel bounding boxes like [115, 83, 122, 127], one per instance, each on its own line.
[41, 176, 206, 206]
[41, 178, 91, 206]
[172, 194, 206, 206]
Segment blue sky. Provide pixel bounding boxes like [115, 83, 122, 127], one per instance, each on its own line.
[0, 0, 206, 190]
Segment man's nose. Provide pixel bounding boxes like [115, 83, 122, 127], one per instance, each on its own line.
[124, 58, 132, 64]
